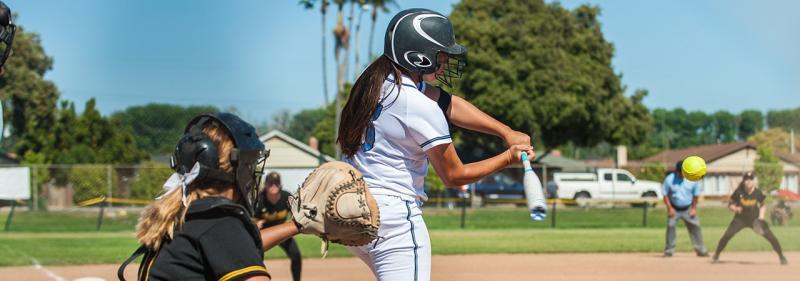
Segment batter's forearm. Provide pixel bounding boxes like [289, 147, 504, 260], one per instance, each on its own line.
[691, 197, 698, 209]
[449, 95, 512, 138]
[442, 150, 512, 187]
[759, 205, 766, 220]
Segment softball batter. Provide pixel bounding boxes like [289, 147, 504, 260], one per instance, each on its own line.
[338, 8, 534, 281]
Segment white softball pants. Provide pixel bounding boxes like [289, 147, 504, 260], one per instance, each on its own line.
[347, 194, 431, 281]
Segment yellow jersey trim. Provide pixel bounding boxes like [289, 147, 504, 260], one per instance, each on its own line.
[219, 265, 269, 281]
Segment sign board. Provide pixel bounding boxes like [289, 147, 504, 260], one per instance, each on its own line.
[0, 167, 31, 200]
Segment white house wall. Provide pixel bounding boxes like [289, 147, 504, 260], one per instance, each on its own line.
[264, 168, 315, 194]
[698, 148, 800, 196]
[264, 138, 325, 168]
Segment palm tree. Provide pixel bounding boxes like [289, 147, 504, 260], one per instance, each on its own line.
[353, 1, 369, 81]
[332, 0, 350, 159]
[367, 0, 396, 61]
[299, 0, 330, 105]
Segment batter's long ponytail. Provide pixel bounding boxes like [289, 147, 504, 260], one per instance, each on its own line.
[338, 56, 407, 157]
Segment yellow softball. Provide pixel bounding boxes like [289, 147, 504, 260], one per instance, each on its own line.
[682, 156, 707, 181]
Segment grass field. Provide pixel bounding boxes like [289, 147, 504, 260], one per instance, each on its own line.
[1, 206, 798, 266]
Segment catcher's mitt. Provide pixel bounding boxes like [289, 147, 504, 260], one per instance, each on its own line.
[289, 161, 380, 252]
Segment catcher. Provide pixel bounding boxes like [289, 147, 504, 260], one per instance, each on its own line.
[119, 112, 379, 281]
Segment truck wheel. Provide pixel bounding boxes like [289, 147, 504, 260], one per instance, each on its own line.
[633, 191, 658, 208]
[574, 192, 591, 208]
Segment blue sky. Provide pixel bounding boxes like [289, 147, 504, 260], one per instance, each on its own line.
[6, 0, 799, 124]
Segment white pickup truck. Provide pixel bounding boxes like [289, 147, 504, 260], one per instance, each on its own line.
[551, 168, 662, 203]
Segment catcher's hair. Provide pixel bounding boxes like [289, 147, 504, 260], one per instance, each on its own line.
[339, 56, 408, 157]
[135, 121, 235, 250]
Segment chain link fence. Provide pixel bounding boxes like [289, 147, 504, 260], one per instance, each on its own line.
[18, 162, 173, 211]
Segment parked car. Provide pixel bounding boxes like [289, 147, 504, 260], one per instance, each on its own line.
[472, 172, 526, 201]
[551, 168, 662, 206]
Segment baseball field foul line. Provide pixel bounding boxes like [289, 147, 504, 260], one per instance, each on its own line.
[2, 245, 66, 281]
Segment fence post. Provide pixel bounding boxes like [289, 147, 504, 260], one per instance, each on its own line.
[107, 164, 113, 208]
[551, 198, 557, 228]
[96, 198, 106, 231]
[460, 194, 467, 229]
[642, 201, 648, 227]
[4, 200, 16, 231]
[31, 165, 38, 211]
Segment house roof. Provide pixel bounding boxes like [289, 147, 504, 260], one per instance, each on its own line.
[535, 151, 589, 171]
[779, 153, 800, 165]
[259, 130, 335, 162]
[644, 142, 756, 164]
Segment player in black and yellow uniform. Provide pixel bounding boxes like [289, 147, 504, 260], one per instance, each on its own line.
[712, 172, 788, 265]
[119, 113, 302, 281]
[254, 172, 302, 281]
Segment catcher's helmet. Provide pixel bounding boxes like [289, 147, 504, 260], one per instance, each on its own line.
[0, 1, 15, 69]
[171, 112, 270, 216]
[383, 8, 466, 86]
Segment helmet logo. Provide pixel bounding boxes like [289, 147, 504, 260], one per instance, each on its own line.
[412, 14, 446, 48]
[404, 51, 432, 68]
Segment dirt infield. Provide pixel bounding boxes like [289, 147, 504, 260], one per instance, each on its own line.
[1, 252, 796, 281]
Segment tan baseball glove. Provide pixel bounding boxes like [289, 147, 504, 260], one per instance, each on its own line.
[289, 161, 380, 253]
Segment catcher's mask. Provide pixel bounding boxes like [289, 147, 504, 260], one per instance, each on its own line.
[0, 1, 15, 70]
[383, 8, 466, 87]
[170, 112, 269, 216]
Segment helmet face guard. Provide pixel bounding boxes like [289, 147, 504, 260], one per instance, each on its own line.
[172, 112, 270, 216]
[436, 52, 466, 87]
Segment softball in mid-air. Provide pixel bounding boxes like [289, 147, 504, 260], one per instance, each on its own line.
[682, 155, 707, 181]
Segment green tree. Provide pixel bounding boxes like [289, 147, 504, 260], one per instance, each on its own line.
[0, 22, 59, 156]
[70, 165, 119, 204]
[738, 110, 763, 140]
[287, 107, 328, 143]
[111, 103, 218, 156]
[312, 103, 337, 157]
[767, 107, 800, 132]
[632, 162, 667, 182]
[712, 110, 737, 143]
[754, 145, 783, 193]
[130, 161, 174, 200]
[748, 128, 794, 154]
[449, 1, 651, 161]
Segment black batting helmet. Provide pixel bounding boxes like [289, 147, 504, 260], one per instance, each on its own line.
[171, 112, 270, 216]
[383, 8, 466, 86]
[0, 1, 15, 69]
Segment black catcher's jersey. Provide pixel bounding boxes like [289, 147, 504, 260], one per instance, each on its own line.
[730, 187, 766, 222]
[254, 190, 292, 228]
[137, 197, 270, 281]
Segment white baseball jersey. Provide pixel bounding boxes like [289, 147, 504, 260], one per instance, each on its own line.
[344, 73, 451, 202]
